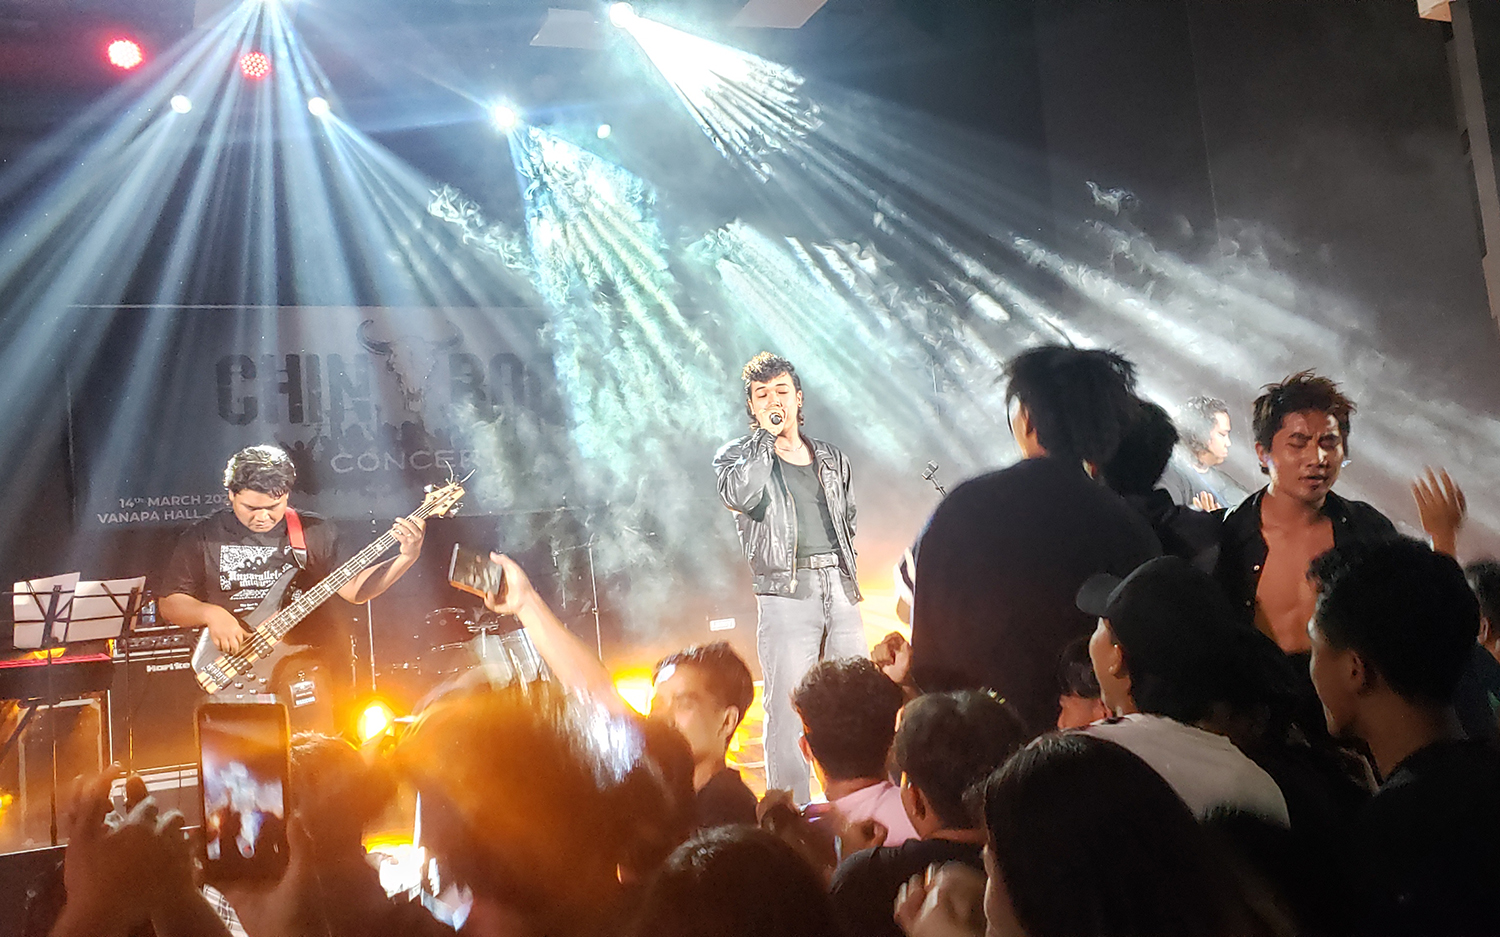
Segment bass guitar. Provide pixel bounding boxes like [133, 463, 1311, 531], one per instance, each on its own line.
[191, 481, 465, 697]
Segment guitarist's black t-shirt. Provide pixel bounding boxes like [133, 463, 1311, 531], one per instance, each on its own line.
[158, 509, 344, 647]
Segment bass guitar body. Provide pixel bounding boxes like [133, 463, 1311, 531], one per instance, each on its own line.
[189, 566, 302, 701]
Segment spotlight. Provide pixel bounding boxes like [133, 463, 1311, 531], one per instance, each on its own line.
[596, 123, 612, 139]
[608, 2, 636, 27]
[357, 700, 395, 744]
[490, 104, 519, 131]
[169, 94, 192, 114]
[239, 51, 272, 80]
[106, 39, 144, 70]
[307, 96, 330, 117]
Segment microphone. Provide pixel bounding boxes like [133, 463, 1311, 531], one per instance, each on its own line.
[769, 412, 783, 425]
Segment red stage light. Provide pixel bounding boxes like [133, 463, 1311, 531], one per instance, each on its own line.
[239, 51, 271, 80]
[106, 39, 144, 70]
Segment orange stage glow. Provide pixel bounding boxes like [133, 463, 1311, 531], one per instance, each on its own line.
[612, 668, 655, 715]
[358, 700, 395, 744]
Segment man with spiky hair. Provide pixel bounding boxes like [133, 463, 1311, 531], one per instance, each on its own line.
[1215, 371, 1464, 655]
[884, 345, 1161, 736]
[714, 352, 864, 803]
[1159, 394, 1251, 511]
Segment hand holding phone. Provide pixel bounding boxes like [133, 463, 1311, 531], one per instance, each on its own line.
[197, 702, 290, 885]
[449, 544, 505, 600]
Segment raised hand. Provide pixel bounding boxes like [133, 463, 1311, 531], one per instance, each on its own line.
[837, 816, 889, 855]
[872, 631, 913, 687]
[1192, 490, 1222, 512]
[1412, 467, 1467, 556]
[52, 768, 205, 937]
[483, 553, 539, 616]
[893, 862, 988, 937]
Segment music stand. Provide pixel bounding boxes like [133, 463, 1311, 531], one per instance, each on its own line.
[8, 574, 140, 844]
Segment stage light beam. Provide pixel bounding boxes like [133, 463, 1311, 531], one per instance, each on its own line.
[596, 123, 612, 139]
[614, 11, 819, 181]
[106, 39, 144, 70]
[307, 96, 330, 117]
[490, 104, 519, 131]
[608, 3, 637, 27]
[169, 94, 192, 114]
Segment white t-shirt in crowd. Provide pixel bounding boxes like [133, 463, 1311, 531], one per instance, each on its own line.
[1083, 713, 1290, 825]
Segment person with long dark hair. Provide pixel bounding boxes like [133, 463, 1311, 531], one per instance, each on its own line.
[895, 734, 1293, 937]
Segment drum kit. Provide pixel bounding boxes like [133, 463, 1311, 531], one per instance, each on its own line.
[376, 607, 550, 709]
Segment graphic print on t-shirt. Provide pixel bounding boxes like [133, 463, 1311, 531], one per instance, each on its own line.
[218, 543, 297, 618]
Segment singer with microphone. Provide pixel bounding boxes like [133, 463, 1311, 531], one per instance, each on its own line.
[713, 352, 865, 803]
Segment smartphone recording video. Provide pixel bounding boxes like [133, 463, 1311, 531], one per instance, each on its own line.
[449, 544, 504, 600]
[197, 702, 291, 883]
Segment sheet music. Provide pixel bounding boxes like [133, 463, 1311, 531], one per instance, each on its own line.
[11, 572, 81, 649]
[68, 577, 146, 642]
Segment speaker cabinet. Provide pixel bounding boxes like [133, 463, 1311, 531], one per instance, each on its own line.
[109, 634, 200, 772]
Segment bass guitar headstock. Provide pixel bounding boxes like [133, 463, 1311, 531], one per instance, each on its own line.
[421, 479, 467, 518]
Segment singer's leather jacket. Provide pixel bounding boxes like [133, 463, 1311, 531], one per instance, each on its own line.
[713, 429, 861, 600]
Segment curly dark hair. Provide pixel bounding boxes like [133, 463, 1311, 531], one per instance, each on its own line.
[1251, 372, 1354, 475]
[223, 445, 296, 495]
[1005, 345, 1140, 466]
[653, 642, 755, 732]
[1179, 396, 1230, 455]
[741, 351, 803, 428]
[894, 691, 1028, 829]
[1312, 538, 1480, 705]
[791, 658, 904, 781]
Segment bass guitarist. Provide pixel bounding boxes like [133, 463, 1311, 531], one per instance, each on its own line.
[157, 445, 424, 706]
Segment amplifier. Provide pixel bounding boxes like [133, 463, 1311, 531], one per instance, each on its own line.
[109, 627, 201, 771]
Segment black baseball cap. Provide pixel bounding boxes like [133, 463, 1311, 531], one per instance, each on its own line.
[1075, 557, 1284, 721]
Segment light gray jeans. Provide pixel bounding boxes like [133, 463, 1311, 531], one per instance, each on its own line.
[756, 566, 866, 803]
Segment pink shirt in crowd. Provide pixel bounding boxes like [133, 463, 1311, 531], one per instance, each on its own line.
[830, 780, 920, 846]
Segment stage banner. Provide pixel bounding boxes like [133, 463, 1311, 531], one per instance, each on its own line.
[73, 306, 561, 530]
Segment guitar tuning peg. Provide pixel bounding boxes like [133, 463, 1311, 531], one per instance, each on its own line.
[424, 484, 436, 494]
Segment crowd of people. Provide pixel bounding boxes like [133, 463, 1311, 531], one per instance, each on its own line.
[37, 344, 1500, 937]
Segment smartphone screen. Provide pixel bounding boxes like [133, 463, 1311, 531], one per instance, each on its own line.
[448, 544, 504, 599]
[197, 702, 291, 883]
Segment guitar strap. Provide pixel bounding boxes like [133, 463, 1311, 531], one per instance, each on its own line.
[284, 508, 309, 570]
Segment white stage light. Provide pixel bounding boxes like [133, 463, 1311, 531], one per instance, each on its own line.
[491, 104, 520, 131]
[308, 96, 330, 117]
[609, 3, 637, 27]
[170, 94, 193, 114]
[596, 123, 612, 139]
